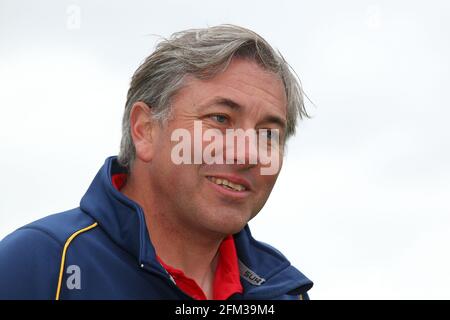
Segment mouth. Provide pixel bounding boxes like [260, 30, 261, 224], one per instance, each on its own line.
[206, 176, 247, 191]
[205, 175, 251, 199]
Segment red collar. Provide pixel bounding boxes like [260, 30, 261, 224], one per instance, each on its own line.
[111, 173, 243, 300]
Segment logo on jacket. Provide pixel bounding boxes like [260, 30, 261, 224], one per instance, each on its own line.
[238, 260, 266, 286]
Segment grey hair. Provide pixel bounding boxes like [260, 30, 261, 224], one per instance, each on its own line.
[118, 24, 309, 170]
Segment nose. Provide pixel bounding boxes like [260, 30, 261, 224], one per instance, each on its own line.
[224, 128, 259, 169]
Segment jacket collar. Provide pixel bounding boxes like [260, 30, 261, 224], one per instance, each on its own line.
[80, 156, 313, 298]
[80, 156, 157, 269]
[233, 225, 313, 298]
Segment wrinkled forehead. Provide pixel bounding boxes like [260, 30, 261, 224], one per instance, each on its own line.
[174, 59, 287, 116]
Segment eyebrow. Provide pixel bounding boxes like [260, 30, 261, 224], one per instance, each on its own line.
[204, 97, 287, 129]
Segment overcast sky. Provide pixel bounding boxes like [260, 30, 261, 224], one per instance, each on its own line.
[1, 0, 449, 299]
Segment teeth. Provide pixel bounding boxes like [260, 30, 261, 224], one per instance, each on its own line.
[229, 181, 242, 191]
[208, 177, 245, 191]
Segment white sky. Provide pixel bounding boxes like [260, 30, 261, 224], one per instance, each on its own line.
[1, 0, 449, 299]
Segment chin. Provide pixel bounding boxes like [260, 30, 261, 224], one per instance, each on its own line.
[217, 223, 246, 236]
[203, 212, 249, 236]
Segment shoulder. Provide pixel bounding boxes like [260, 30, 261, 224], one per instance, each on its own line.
[0, 208, 98, 299]
[19, 208, 98, 245]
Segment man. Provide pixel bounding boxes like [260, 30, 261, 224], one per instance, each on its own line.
[0, 24, 313, 300]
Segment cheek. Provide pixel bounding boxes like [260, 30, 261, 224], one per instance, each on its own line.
[168, 163, 202, 190]
[258, 174, 279, 196]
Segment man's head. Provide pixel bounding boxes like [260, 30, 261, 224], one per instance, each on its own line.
[118, 25, 308, 236]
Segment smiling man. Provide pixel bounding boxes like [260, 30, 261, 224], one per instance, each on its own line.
[0, 25, 313, 300]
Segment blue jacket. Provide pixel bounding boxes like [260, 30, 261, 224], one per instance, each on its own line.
[0, 156, 313, 300]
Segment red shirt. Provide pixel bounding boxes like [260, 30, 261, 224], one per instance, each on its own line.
[112, 173, 243, 300]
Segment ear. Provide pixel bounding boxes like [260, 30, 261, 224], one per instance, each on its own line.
[129, 101, 157, 163]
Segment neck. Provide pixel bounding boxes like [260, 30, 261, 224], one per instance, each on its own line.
[121, 169, 224, 299]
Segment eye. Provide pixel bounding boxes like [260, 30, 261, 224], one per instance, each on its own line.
[210, 114, 229, 124]
[260, 129, 279, 141]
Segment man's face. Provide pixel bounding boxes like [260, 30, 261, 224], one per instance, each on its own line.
[147, 58, 287, 237]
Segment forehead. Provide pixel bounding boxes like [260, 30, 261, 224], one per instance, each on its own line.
[174, 58, 287, 118]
